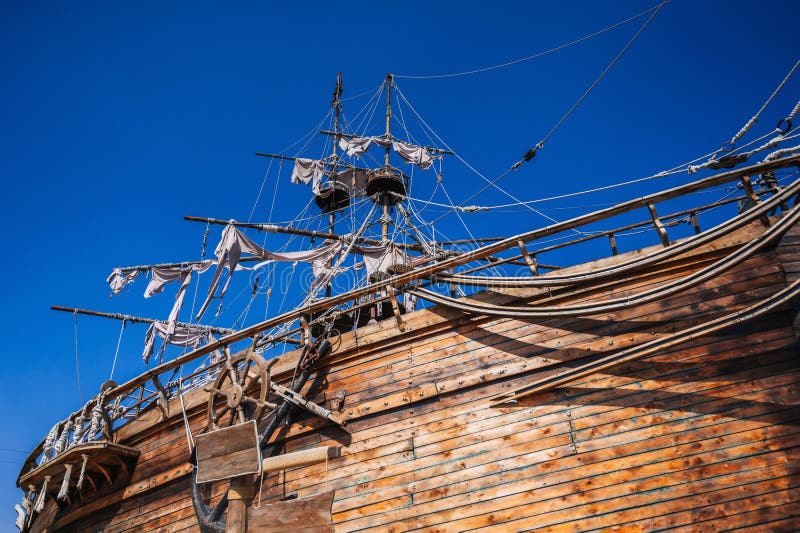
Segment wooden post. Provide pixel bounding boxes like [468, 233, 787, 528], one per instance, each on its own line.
[226, 475, 253, 533]
[647, 203, 670, 247]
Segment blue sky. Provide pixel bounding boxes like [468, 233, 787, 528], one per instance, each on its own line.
[2, 0, 799, 524]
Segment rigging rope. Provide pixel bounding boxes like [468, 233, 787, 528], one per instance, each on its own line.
[720, 58, 800, 153]
[456, 0, 669, 209]
[394, 3, 664, 80]
[109, 318, 126, 381]
[73, 311, 83, 403]
[393, 83, 570, 230]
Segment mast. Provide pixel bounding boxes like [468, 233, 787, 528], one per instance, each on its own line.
[330, 71, 343, 236]
[328, 72, 343, 297]
[382, 73, 393, 242]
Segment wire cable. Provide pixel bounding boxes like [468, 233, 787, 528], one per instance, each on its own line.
[394, 3, 664, 80]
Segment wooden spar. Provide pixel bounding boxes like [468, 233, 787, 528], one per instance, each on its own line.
[51, 305, 305, 347]
[76, 155, 800, 407]
[50, 306, 235, 335]
[183, 215, 428, 253]
[114, 256, 262, 273]
[184, 215, 497, 253]
[254, 152, 297, 161]
[319, 130, 455, 155]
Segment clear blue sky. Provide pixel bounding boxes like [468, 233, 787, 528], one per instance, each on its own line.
[2, 0, 798, 524]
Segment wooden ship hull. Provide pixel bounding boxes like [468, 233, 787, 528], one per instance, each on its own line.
[17, 157, 800, 532]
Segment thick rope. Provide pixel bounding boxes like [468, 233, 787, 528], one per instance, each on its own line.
[54, 418, 72, 455]
[764, 144, 800, 162]
[72, 403, 89, 446]
[88, 391, 107, 440]
[725, 58, 800, 149]
[33, 476, 50, 513]
[41, 422, 61, 463]
[76, 453, 89, 491]
[57, 463, 73, 501]
[788, 100, 800, 122]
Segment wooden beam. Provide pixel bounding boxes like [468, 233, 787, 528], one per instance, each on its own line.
[261, 446, 342, 473]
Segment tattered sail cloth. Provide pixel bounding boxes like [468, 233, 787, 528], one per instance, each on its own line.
[141, 322, 214, 363]
[338, 136, 375, 158]
[338, 136, 434, 170]
[145, 261, 216, 332]
[144, 262, 214, 298]
[196, 225, 341, 320]
[290, 158, 326, 194]
[106, 268, 139, 294]
[391, 140, 434, 170]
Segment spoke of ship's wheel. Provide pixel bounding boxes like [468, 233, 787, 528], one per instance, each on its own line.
[215, 404, 230, 423]
[239, 357, 251, 387]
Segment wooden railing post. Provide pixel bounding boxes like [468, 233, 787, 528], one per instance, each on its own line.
[647, 203, 670, 247]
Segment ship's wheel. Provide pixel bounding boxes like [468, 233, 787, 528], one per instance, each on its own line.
[205, 348, 277, 431]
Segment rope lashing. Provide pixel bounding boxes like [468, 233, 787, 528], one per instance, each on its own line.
[88, 390, 107, 439]
[41, 422, 61, 463]
[72, 404, 89, 446]
[764, 144, 800, 162]
[33, 475, 51, 513]
[722, 58, 800, 152]
[76, 453, 90, 491]
[458, 205, 490, 213]
[777, 100, 800, 134]
[57, 463, 74, 501]
[54, 418, 73, 455]
[690, 134, 788, 174]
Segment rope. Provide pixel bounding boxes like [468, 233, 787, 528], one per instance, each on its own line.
[109, 318, 126, 381]
[178, 387, 195, 450]
[76, 453, 89, 491]
[57, 463, 73, 501]
[41, 422, 61, 463]
[395, 3, 663, 79]
[33, 476, 50, 513]
[72, 404, 89, 446]
[73, 311, 83, 403]
[393, 83, 570, 229]
[787, 99, 800, 122]
[723, 58, 800, 150]
[248, 157, 274, 223]
[515, 0, 669, 167]
[54, 418, 72, 455]
[764, 144, 800, 162]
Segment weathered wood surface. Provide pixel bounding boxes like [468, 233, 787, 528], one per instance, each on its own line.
[195, 421, 261, 483]
[247, 490, 335, 532]
[58, 219, 800, 532]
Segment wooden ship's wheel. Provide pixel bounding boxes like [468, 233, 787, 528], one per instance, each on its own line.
[205, 349, 277, 431]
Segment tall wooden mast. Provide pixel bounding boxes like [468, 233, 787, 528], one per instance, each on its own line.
[382, 72, 393, 242]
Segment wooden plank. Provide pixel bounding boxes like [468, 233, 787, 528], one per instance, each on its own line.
[247, 490, 334, 532]
[195, 421, 261, 483]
